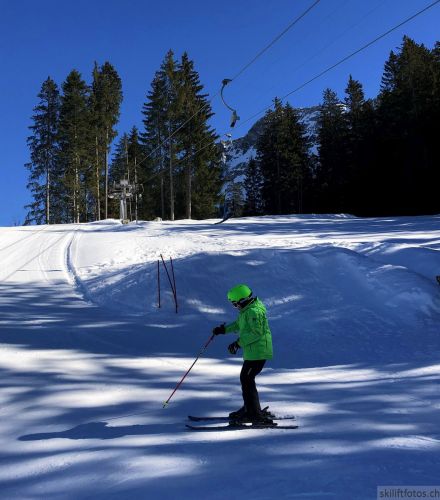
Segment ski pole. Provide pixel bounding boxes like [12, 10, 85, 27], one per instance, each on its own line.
[163, 333, 215, 408]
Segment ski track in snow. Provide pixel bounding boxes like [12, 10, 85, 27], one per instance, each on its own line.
[0, 215, 439, 499]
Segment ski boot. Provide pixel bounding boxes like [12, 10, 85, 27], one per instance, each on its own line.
[229, 406, 248, 420]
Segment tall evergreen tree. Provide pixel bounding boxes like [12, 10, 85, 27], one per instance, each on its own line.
[162, 50, 179, 221]
[243, 157, 264, 215]
[176, 52, 221, 219]
[257, 98, 310, 215]
[127, 126, 144, 220]
[377, 37, 439, 214]
[90, 63, 104, 220]
[110, 133, 129, 183]
[141, 50, 221, 220]
[140, 52, 179, 220]
[25, 77, 60, 225]
[343, 75, 369, 214]
[91, 62, 123, 220]
[191, 148, 223, 219]
[141, 72, 168, 219]
[57, 70, 91, 223]
[315, 89, 348, 212]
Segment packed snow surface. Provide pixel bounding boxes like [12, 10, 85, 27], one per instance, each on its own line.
[0, 214, 439, 499]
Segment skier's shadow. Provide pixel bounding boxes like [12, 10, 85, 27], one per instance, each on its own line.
[19, 421, 155, 441]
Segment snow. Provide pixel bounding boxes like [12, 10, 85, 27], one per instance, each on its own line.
[0, 214, 439, 499]
[228, 146, 256, 170]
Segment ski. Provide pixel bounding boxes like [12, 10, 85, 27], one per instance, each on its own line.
[188, 414, 295, 422]
[188, 405, 295, 422]
[186, 423, 299, 431]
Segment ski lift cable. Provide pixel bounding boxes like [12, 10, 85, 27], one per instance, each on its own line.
[143, 0, 440, 181]
[136, 0, 430, 187]
[219, 0, 321, 129]
[134, 0, 322, 169]
[238, 0, 440, 128]
[229, 0, 321, 83]
[246, 0, 387, 107]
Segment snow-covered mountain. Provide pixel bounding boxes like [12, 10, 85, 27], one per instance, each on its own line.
[1, 214, 440, 498]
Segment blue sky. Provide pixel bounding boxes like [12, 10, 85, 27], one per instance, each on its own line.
[0, 0, 439, 226]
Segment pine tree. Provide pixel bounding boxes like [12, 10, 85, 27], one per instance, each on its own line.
[162, 50, 179, 221]
[25, 77, 60, 225]
[90, 63, 104, 220]
[228, 182, 245, 217]
[343, 75, 368, 214]
[141, 71, 169, 219]
[57, 70, 91, 223]
[257, 98, 310, 215]
[141, 50, 221, 220]
[191, 145, 223, 219]
[140, 51, 179, 220]
[91, 62, 123, 219]
[377, 37, 439, 214]
[243, 157, 264, 215]
[315, 89, 348, 212]
[110, 133, 129, 183]
[431, 41, 440, 197]
[127, 126, 144, 221]
[176, 52, 221, 219]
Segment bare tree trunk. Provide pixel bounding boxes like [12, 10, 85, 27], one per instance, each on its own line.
[95, 135, 101, 220]
[73, 165, 77, 224]
[75, 160, 80, 223]
[186, 163, 191, 219]
[125, 137, 132, 221]
[105, 128, 109, 219]
[45, 115, 51, 225]
[276, 153, 281, 214]
[46, 166, 50, 225]
[134, 155, 138, 223]
[169, 140, 174, 221]
[160, 174, 165, 219]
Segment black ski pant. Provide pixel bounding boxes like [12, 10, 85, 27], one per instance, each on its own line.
[240, 360, 266, 417]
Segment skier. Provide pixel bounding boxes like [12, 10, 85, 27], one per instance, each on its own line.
[213, 284, 273, 424]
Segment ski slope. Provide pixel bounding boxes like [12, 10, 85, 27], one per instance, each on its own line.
[0, 214, 439, 499]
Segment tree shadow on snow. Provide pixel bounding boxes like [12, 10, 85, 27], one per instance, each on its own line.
[19, 421, 168, 441]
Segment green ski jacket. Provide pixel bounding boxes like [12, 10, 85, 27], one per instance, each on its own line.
[225, 298, 273, 361]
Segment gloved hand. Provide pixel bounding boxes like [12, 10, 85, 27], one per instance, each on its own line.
[212, 323, 226, 335]
[228, 340, 240, 355]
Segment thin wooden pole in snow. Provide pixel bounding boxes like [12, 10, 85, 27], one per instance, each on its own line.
[170, 256, 178, 314]
[160, 254, 177, 313]
[157, 259, 161, 308]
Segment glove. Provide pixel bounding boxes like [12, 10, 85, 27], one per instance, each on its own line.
[228, 340, 240, 355]
[212, 323, 226, 335]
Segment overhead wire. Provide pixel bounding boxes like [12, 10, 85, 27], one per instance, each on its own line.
[133, 0, 322, 171]
[239, 0, 440, 128]
[229, 0, 321, 82]
[142, 0, 440, 185]
[247, 0, 387, 106]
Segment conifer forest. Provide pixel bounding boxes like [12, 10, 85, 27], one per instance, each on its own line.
[25, 37, 440, 224]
